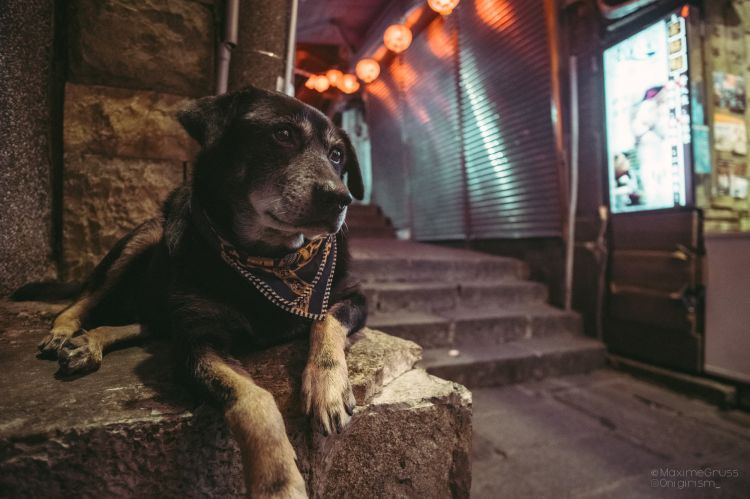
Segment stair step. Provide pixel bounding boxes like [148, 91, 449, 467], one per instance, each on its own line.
[421, 334, 606, 388]
[346, 227, 396, 239]
[348, 204, 382, 217]
[350, 239, 527, 282]
[363, 280, 547, 313]
[368, 304, 581, 349]
[345, 212, 392, 228]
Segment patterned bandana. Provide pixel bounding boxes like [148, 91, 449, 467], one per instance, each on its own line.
[190, 201, 337, 320]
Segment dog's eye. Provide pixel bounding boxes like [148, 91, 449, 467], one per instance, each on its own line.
[273, 127, 294, 144]
[329, 148, 343, 164]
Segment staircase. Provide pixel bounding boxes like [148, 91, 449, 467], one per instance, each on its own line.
[348, 214, 606, 389]
[345, 204, 396, 239]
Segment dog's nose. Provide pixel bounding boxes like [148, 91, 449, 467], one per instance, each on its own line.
[314, 183, 353, 210]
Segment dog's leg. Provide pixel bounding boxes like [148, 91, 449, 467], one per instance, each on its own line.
[56, 324, 148, 375]
[302, 292, 366, 435]
[38, 218, 162, 357]
[189, 347, 307, 499]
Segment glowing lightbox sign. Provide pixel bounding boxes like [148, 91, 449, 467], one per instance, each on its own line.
[603, 11, 691, 213]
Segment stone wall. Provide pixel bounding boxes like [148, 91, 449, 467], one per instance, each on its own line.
[61, 0, 218, 280]
[0, 0, 57, 295]
[60, 0, 293, 280]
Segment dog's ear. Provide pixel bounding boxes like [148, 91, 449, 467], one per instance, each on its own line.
[340, 130, 365, 200]
[177, 92, 240, 148]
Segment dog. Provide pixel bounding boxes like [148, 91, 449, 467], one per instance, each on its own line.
[33, 86, 367, 498]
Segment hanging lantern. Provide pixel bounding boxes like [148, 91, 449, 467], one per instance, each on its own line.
[383, 24, 412, 53]
[304, 75, 317, 89]
[355, 58, 380, 83]
[428, 0, 460, 15]
[339, 74, 361, 94]
[313, 75, 330, 93]
[326, 69, 344, 88]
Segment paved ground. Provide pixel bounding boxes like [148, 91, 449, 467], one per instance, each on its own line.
[471, 369, 750, 498]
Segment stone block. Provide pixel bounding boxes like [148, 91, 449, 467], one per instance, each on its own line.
[0, 301, 472, 498]
[68, 0, 215, 96]
[62, 153, 183, 280]
[64, 83, 198, 161]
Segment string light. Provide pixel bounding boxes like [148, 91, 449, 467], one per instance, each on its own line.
[339, 74, 361, 94]
[383, 23, 412, 53]
[355, 58, 381, 83]
[313, 75, 330, 92]
[428, 0, 460, 15]
[326, 69, 344, 88]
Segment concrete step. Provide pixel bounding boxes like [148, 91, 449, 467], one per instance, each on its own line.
[363, 280, 547, 314]
[349, 239, 527, 283]
[347, 204, 382, 217]
[345, 226, 396, 239]
[345, 212, 392, 228]
[368, 304, 581, 349]
[0, 301, 472, 498]
[421, 334, 606, 388]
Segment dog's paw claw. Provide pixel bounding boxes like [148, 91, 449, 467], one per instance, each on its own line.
[38, 334, 70, 358]
[57, 337, 102, 375]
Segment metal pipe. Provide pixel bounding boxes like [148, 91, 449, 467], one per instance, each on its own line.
[216, 0, 240, 95]
[283, 0, 300, 95]
[564, 55, 580, 311]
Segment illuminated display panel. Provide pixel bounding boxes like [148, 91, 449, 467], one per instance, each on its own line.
[604, 11, 692, 214]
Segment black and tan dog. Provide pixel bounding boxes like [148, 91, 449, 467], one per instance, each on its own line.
[35, 86, 367, 498]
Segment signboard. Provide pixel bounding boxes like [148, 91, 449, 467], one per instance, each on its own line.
[604, 11, 692, 213]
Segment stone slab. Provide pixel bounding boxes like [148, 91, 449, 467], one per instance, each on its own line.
[64, 83, 198, 162]
[62, 153, 183, 280]
[423, 334, 606, 388]
[349, 239, 527, 283]
[67, 0, 215, 96]
[0, 300, 471, 498]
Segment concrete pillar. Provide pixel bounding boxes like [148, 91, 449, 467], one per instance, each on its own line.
[228, 0, 293, 92]
[0, 0, 57, 295]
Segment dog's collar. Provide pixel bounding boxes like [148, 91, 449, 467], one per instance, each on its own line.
[190, 200, 337, 321]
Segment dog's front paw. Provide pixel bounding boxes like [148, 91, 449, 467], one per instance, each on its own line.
[37, 326, 79, 358]
[57, 335, 103, 375]
[301, 359, 355, 436]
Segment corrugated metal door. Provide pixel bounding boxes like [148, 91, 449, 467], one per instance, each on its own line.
[401, 14, 466, 240]
[367, 60, 410, 229]
[458, 0, 562, 238]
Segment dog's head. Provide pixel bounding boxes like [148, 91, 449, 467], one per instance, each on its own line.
[178, 86, 364, 249]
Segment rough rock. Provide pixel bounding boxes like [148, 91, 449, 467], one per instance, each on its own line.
[312, 369, 473, 499]
[64, 83, 199, 162]
[67, 0, 215, 96]
[0, 0, 57, 295]
[0, 300, 472, 498]
[62, 154, 183, 280]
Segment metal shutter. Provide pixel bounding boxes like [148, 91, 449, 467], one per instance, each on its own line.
[458, 0, 562, 238]
[401, 14, 466, 240]
[367, 62, 410, 229]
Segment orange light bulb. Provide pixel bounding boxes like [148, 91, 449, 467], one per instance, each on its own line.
[326, 69, 343, 88]
[383, 24, 412, 53]
[355, 58, 380, 83]
[339, 74, 361, 94]
[313, 75, 330, 93]
[428, 0, 460, 15]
